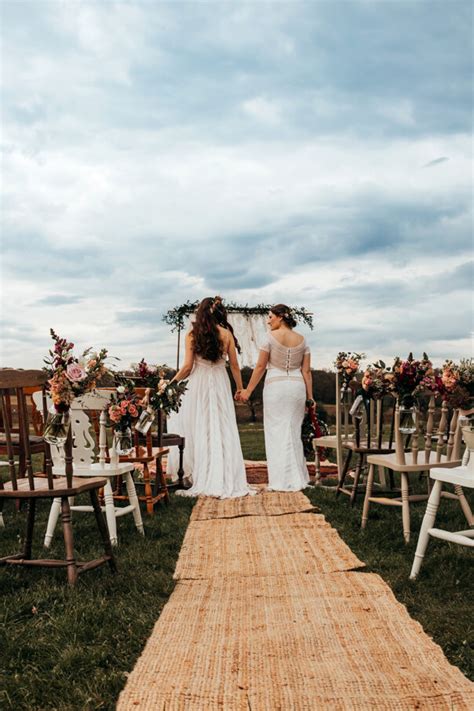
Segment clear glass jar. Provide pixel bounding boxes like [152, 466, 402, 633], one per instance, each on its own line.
[135, 407, 155, 435]
[398, 397, 417, 435]
[43, 406, 71, 445]
[113, 427, 133, 456]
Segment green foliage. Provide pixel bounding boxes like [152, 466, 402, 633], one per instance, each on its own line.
[163, 301, 314, 332]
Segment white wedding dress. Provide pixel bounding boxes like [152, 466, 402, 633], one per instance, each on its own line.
[167, 356, 255, 499]
[262, 332, 310, 491]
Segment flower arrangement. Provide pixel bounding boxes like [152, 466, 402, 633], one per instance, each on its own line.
[301, 406, 329, 461]
[147, 378, 188, 416]
[127, 359, 176, 389]
[107, 384, 141, 432]
[42, 329, 108, 444]
[383, 352, 434, 405]
[334, 352, 365, 400]
[361, 364, 390, 400]
[43, 329, 108, 413]
[437, 358, 474, 410]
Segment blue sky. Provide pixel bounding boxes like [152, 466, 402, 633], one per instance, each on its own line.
[1, 0, 472, 370]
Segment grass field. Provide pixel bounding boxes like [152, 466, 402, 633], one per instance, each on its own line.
[0, 426, 472, 710]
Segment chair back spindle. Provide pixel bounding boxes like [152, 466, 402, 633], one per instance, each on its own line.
[435, 400, 449, 463]
[424, 396, 436, 463]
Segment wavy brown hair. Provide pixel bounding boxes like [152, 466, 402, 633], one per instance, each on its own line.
[191, 297, 224, 362]
[212, 297, 241, 354]
[270, 303, 297, 329]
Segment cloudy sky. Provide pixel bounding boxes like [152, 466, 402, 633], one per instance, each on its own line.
[1, 0, 472, 372]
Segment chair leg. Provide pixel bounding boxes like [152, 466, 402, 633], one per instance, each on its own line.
[142, 463, 154, 516]
[454, 484, 474, 526]
[24, 498, 36, 559]
[60, 496, 78, 587]
[314, 447, 321, 485]
[377, 465, 387, 489]
[89, 489, 117, 573]
[336, 450, 352, 498]
[44, 497, 62, 548]
[410, 479, 442, 579]
[177, 444, 185, 488]
[103, 480, 118, 546]
[350, 454, 364, 506]
[157, 456, 170, 504]
[361, 463, 375, 529]
[125, 473, 145, 535]
[401, 472, 411, 543]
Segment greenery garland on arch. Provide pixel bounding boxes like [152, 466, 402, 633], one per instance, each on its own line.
[163, 301, 314, 332]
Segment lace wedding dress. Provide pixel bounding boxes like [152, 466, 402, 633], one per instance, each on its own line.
[262, 332, 310, 491]
[167, 356, 255, 499]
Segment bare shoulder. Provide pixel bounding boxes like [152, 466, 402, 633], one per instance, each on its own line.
[217, 325, 231, 341]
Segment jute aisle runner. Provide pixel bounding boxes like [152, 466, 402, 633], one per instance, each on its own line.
[118, 492, 473, 710]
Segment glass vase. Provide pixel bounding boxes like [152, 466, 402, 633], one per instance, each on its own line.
[398, 396, 417, 435]
[135, 407, 155, 435]
[113, 427, 133, 456]
[43, 407, 71, 445]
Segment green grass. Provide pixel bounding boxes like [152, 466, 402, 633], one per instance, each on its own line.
[0, 494, 194, 710]
[238, 423, 266, 460]
[1, 426, 473, 709]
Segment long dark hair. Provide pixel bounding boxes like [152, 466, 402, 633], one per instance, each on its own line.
[191, 297, 224, 362]
[212, 297, 241, 354]
[270, 303, 297, 328]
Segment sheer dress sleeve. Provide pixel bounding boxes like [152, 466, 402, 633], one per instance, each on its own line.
[259, 333, 271, 353]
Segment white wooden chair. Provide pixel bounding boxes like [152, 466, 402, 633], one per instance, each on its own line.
[313, 373, 355, 485]
[33, 391, 144, 547]
[362, 398, 471, 543]
[410, 426, 474, 579]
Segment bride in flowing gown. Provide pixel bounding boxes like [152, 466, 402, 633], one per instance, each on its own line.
[167, 297, 255, 499]
[239, 304, 313, 491]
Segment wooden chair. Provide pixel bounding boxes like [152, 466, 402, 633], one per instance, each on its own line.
[410, 426, 474, 578]
[112, 430, 170, 516]
[313, 373, 356, 485]
[0, 369, 116, 586]
[0, 383, 45, 474]
[336, 394, 397, 504]
[154, 409, 186, 489]
[85, 389, 170, 516]
[362, 398, 470, 543]
[33, 390, 144, 547]
[133, 388, 186, 490]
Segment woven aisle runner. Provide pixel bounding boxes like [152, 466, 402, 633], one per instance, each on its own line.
[118, 491, 474, 710]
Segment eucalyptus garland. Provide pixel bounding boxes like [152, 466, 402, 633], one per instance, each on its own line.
[163, 301, 314, 332]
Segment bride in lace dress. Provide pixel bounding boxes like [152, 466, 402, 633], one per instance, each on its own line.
[167, 297, 255, 499]
[240, 304, 313, 491]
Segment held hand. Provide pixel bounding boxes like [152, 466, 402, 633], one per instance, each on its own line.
[240, 389, 250, 403]
[234, 389, 242, 402]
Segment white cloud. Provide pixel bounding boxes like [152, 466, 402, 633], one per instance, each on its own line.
[241, 96, 283, 125]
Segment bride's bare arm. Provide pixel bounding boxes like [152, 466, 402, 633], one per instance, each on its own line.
[240, 350, 269, 400]
[301, 353, 313, 401]
[172, 333, 194, 382]
[227, 333, 243, 391]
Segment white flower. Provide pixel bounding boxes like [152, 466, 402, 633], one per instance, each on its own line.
[117, 385, 126, 394]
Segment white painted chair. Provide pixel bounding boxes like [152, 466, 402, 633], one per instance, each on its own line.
[33, 390, 144, 547]
[362, 399, 470, 543]
[410, 426, 474, 579]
